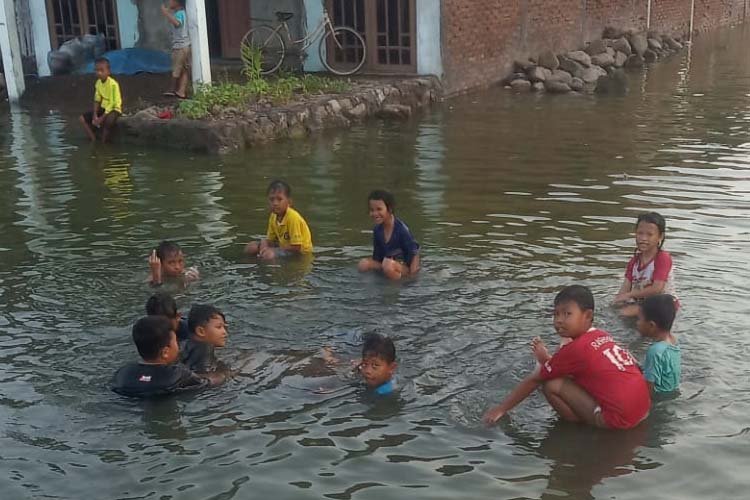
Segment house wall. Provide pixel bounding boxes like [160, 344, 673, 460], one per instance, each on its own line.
[416, 0, 442, 76]
[441, 0, 749, 95]
[117, 0, 140, 48]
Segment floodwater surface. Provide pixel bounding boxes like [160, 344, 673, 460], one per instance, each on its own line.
[1, 26, 749, 500]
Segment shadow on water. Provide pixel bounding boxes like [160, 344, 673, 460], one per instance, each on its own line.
[1, 24, 750, 500]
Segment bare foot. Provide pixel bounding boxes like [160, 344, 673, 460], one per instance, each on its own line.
[531, 337, 551, 364]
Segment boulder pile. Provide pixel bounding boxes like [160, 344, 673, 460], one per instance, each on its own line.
[505, 27, 685, 95]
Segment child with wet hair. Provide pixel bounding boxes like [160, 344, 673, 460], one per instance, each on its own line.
[358, 190, 420, 280]
[245, 180, 314, 260]
[181, 304, 229, 374]
[637, 294, 681, 394]
[614, 212, 675, 317]
[145, 292, 190, 341]
[147, 240, 199, 285]
[111, 316, 225, 398]
[322, 333, 398, 395]
[484, 285, 650, 430]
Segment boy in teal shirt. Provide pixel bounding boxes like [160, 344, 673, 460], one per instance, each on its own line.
[637, 294, 681, 393]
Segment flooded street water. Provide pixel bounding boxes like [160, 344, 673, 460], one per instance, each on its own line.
[1, 26, 749, 500]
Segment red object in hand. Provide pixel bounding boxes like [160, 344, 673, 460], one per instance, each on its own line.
[157, 110, 174, 120]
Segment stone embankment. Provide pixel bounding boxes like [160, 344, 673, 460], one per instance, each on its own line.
[118, 77, 441, 155]
[505, 27, 686, 95]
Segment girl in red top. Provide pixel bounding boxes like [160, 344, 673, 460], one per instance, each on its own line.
[614, 212, 674, 317]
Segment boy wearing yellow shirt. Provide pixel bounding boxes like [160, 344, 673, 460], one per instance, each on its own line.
[245, 180, 313, 260]
[79, 57, 122, 143]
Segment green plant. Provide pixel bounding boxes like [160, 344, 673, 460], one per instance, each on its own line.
[241, 43, 263, 82]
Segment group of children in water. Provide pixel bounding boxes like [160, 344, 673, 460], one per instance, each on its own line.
[113, 180, 681, 431]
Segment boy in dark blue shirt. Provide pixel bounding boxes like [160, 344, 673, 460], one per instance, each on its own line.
[180, 304, 228, 373]
[112, 316, 225, 398]
[358, 190, 420, 280]
[145, 292, 190, 341]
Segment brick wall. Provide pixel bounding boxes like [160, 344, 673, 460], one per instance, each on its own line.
[441, 0, 748, 94]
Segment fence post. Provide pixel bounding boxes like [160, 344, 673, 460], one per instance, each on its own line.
[689, 0, 695, 43]
[646, 0, 652, 30]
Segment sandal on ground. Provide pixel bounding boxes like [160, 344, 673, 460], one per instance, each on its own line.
[162, 91, 177, 97]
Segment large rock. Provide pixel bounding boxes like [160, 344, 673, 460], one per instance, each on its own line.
[527, 65, 551, 82]
[628, 33, 648, 56]
[570, 77, 584, 92]
[648, 38, 663, 51]
[558, 57, 585, 78]
[544, 79, 571, 93]
[625, 54, 645, 68]
[580, 65, 607, 84]
[614, 51, 628, 68]
[596, 68, 628, 95]
[643, 49, 658, 63]
[585, 39, 609, 56]
[514, 60, 535, 73]
[567, 50, 592, 67]
[603, 26, 625, 39]
[510, 79, 532, 91]
[663, 35, 683, 50]
[538, 51, 560, 70]
[612, 37, 632, 55]
[591, 52, 615, 67]
[549, 69, 573, 85]
[377, 104, 412, 120]
[532, 82, 545, 92]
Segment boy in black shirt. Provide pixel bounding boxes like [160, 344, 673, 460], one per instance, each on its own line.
[112, 316, 225, 398]
[181, 304, 228, 373]
[145, 292, 190, 341]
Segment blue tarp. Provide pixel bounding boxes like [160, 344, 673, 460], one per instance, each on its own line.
[79, 48, 171, 75]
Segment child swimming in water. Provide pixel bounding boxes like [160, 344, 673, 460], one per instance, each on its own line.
[244, 180, 314, 260]
[358, 190, 420, 281]
[614, 212, 674, 317]
[483, 285, 650, 430]
[145, 292, 190, 341]
[111, 316, 225, 398]
[147, 240, 199, 285]
[637, 294, 681, 394]
[180, 304, 229, 374]
[323, 333, 398, 395]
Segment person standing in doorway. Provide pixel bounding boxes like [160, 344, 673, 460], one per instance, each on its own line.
[161, 0, 191, 99]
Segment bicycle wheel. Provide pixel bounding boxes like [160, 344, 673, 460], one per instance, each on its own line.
[240, 26, 285, 75]
[319, 27, 366, 76]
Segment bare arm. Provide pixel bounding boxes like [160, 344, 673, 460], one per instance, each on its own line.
[202, 371, 228, 387]
[161, 5, 181, 27]
[408, 254, 421, 276]
[613, 278, 633, 303]
[483, 367, 543, 425]
[627, 280, 666, 300]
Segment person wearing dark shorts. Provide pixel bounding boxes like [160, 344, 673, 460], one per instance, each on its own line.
[79, 57, 122, 143]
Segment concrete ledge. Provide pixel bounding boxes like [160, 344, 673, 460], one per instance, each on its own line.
[118, 77, 442, 154]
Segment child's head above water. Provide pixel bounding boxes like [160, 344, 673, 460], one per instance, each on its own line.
[94, 57, 111, 82]
[156, 240, 185, 276]
[553, 285, 595, 338]
[367, 190, 395, 225]
[637, 294, 677, 338]
[267, 180, 292, 217]
[634, 212, 666, 254]
[360, 333, 397, 389]
[133, 316, 178, 364]
[145, 292, 181, 332]
[188, 304, 228, 347]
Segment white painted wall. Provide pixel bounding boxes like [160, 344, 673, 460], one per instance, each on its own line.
[0, 0, 26, 100]
[416, 0, 442, 77]
[29, 0, 51, 76]
[117, 0, 139, 49]
[186, 0, 211, 84]
[303, 0, 325, 72]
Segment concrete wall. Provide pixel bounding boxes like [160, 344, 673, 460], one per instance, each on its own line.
[441, 0, 748, 95]
[117, 0, 140, 48]
[303, 0, 325, 71]
[136, 0, 171, 50]
[416, 0, 442, 77]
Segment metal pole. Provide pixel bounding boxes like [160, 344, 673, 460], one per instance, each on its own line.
[646, 0, 652, 30]
[689, 0, 695, 44]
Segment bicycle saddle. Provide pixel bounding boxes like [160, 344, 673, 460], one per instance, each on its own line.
[275, 11, 294, 22]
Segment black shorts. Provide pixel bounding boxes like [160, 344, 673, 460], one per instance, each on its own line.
[82, 108, 120, 129]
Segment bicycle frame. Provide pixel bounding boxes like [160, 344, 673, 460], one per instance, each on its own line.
[274, 10, 340, 51]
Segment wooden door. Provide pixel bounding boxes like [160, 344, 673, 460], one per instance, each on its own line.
[218, 0, 251, 59]
[46, 0, 120, 50]
[327, 0, 415, 73]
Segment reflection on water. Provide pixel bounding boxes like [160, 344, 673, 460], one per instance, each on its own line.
[2, 26, 750, 500]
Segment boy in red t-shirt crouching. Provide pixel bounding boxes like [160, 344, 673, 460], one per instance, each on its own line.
[484, 285, 651, 429]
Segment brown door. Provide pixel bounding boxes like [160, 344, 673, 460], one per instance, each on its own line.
[327, 0, 416, 73]
[218, 0, 252, 59]
[46, 0, 120, 50]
